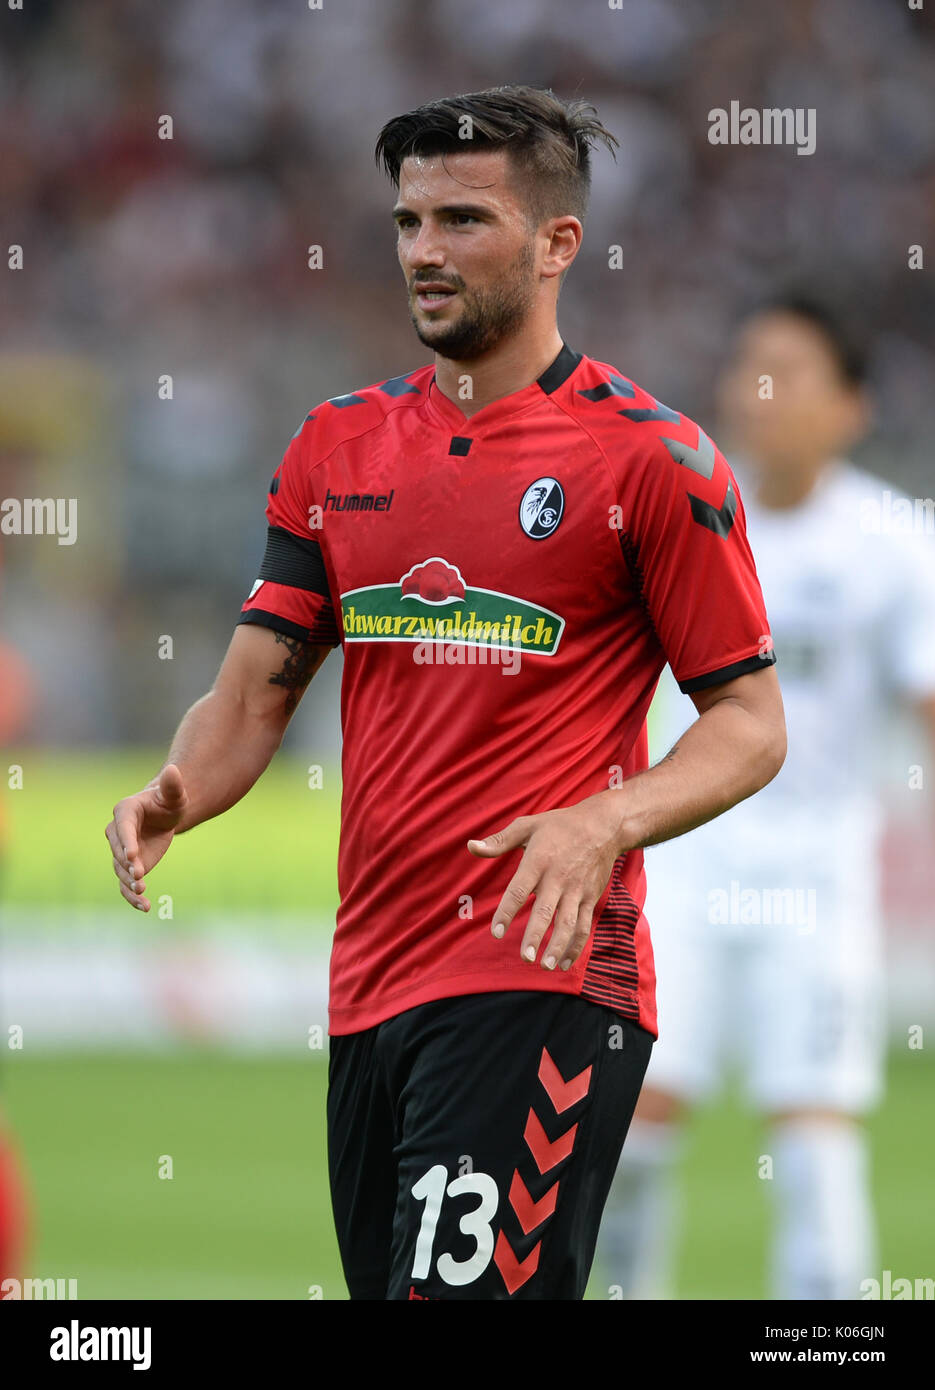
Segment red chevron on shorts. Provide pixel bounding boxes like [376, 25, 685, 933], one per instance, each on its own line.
[495, 1045, 589, 1294]
[493, 1229, 541, 1295]
[523, 1108, 578, 1175]
[538, 1047, 592, 1112]
[508, 1169, 559, 1235]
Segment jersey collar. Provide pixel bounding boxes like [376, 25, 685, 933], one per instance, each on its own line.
[425, 342, 582, 432]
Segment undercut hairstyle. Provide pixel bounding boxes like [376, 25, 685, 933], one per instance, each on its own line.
[758, 294, 869, 387]
[375, 84, 618, 228]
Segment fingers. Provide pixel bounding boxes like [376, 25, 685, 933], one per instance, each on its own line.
[110, 853, 150, 911]
[553, 899, 596, 972]
[473, 815, 598, 969]
[467, 817, 532, 858]
[489, 852, 596, 969]
[105, 806, 150, 912]
[524, 891, 596, 971]
[489, 861, 542, 942]
[505, 888, 594, 971]
[104, 818, 126, 871]
[115, 811, 144, 879]
[518, 886, 569, 968]
[107, 804, 138, 866]
[492, 863, 566, 962]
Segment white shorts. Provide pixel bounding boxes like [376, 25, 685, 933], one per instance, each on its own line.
[641, 828, 887, 1114]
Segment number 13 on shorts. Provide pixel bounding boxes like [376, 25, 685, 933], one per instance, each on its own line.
[410, 1164, 499, 1288]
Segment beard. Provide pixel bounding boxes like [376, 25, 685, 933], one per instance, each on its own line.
[408, 241, 537, 361]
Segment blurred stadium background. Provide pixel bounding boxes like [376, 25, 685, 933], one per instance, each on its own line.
[1, 0, 933, 1299]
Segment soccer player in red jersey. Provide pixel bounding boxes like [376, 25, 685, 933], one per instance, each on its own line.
[106, 86, 785, 1300]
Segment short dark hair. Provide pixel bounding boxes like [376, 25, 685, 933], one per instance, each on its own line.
[755, 293, 868, 387]
[375, 84, 618, 227]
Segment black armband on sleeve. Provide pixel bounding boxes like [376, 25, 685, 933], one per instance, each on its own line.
[257, 525, 331, 597]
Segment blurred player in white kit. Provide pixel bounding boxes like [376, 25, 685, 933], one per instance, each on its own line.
[597, 297, 935, 1300]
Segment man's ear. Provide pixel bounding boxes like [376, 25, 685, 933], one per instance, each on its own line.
[541, 216, 582, 280]
[840, 385, 872, 453]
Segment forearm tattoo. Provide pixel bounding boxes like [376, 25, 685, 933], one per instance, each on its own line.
[269, 632, 318, 716]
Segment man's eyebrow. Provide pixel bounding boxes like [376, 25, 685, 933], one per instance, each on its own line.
[392, 202, 495, 221]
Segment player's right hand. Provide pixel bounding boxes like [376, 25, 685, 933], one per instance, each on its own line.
[105, 763, 188, 912]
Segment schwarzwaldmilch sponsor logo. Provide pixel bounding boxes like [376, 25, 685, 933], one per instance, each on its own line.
[324, 487, 394, 513]
[341, 557, 565, 655]
[400, 557, 465, 603]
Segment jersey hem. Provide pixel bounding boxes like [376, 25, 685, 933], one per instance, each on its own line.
[328, 969, 656, 1038]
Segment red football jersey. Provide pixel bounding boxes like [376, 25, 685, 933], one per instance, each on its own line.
[239, 344, 775, 1037]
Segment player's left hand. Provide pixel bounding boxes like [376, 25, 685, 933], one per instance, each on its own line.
[467, 797, 623, 971]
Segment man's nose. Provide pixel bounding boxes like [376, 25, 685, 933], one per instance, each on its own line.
[404, 224, 446, 269]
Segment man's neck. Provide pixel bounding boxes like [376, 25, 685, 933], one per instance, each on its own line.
[753, 457, 832, 510]
[433, 326, 565, 419]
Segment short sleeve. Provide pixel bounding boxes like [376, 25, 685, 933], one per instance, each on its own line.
[237, 421, 341, 647]
[622, 429, 775, 693]
[879, 528, 935, 699]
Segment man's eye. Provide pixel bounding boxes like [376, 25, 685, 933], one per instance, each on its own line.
[452, 214, 476, 224]
[396, 218, 417, 231]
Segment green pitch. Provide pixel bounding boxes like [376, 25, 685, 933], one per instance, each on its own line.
[4, 1053, 342, 1300]
[5, 1049, 932, 1300]
[0, 749, 341, 933]
[1, 750, 931, 1298]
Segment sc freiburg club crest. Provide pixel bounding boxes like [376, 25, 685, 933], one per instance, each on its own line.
[520, 477, 564, 540]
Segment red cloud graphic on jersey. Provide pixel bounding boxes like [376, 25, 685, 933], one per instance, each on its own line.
[400, 558, 466, 604]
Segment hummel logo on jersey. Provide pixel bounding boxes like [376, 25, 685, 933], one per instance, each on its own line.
[520, 478, 564, 539]
[324, 487, 395, 513]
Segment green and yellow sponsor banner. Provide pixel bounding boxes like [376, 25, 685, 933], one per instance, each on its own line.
[340, 582, 565, 655]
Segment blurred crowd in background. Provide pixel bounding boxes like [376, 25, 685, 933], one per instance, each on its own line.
[1, 0, 933, 746]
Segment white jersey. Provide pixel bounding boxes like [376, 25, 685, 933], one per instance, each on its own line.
[641, 460, 935, 1108]
[649, 459, 935, 873]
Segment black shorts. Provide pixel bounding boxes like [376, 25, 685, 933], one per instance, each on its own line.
[327, 990, 653, 1300]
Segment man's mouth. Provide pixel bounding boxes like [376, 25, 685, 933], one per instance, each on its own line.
[414, 283, 458, 311]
